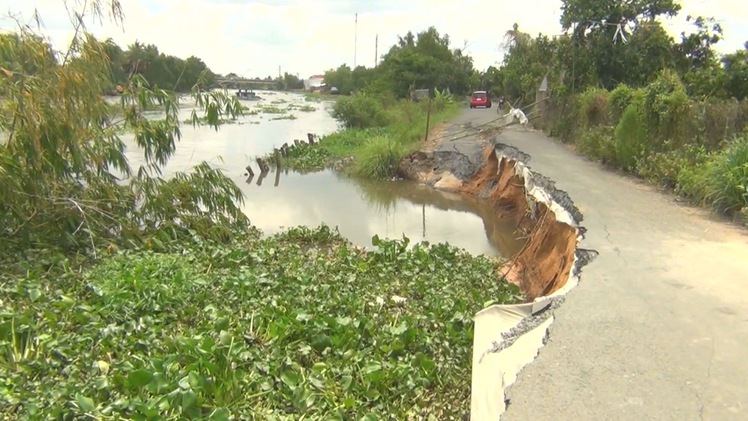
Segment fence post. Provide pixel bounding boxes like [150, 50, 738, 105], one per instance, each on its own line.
[535, 75, 550, 129]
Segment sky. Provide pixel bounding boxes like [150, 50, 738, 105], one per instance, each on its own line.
[0, 0, 746, 79]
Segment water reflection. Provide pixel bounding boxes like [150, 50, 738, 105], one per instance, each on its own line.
[121, 91, 339, 175]
[121, 91, 525, 258]
[238, 168, 525, 258]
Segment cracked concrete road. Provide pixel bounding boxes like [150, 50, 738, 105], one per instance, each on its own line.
[445, 107, 748, 420]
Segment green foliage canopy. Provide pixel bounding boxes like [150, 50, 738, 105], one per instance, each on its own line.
[0, 0, 246, 256]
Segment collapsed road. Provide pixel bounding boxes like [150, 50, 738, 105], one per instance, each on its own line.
[418, 107, 748, 420]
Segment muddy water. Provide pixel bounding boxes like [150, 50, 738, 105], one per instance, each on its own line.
[122, 91, 525, 258]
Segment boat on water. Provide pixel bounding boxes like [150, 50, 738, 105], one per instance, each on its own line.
[236, 89, 262, 101]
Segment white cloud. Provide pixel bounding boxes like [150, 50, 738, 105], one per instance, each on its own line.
[0, 0, 745, 78]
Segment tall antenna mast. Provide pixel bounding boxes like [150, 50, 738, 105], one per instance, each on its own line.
[375, 34, 378, 67]
[354, 13, 358, 68]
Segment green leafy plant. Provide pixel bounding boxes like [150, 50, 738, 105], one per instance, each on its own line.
[637, 143, 708, 188]
[0, 225, 522, 419]
[276, 96, 459, 177]
[577, 88, 611, 128]
[681, 135, 748, 213]
[575, 127, 615, 163]
[331, 94, 390, 129]
[0, 1, 246, 256]
[613, 104, 647, 171]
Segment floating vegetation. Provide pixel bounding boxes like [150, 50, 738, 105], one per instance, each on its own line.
[2, 226, 522, 418]
[271, 114, 297, 121]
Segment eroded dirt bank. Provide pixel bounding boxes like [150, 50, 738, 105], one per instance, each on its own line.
[400, 138, 595, 301]
[399, 130, 599, 419]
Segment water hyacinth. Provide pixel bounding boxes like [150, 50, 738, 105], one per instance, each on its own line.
[1, 225, 523, 419]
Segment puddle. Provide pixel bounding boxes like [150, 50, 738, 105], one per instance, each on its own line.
[121, 91, 525, 258]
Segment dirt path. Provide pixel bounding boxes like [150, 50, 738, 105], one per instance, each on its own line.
[473, 120, 748, 420]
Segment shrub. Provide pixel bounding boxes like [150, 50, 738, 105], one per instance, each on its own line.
[694, 99, 748, 150]
[608, 84, 636, 120]
[613, 104, 647, 171]
[577, 88, 610, 128]
[546, 97, 578, 142]
[636, 143, 708, 188]
[575, 127, 615, 163]
[0, 8, 246, 255]
[639, 70, 692, 146]
[354, 134, 406, 179]
[387, 99, 420, 127]
[331, 94, 389, 129]
[681, 135, 748, 214]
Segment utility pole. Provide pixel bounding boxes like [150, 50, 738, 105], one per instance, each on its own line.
[375, 34, 378, 67]
[278, 65, 281, 79]
[354, 13, 358, 68]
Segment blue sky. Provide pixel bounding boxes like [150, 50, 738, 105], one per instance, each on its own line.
[0, 0, 746, 79]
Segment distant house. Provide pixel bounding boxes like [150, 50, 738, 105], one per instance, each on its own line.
[304, 75, 326, 92]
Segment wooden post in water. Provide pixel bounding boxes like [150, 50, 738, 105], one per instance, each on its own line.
[274, 148, 282, 167]
[256, 158, 269, 174]
[294, 139, 301, 147]
[274, 166, 281, 187]
[307, 133, 315, 144]
[256, 171, 267, 186]
[422, 204, 426, 238]
[424, 95, 433, 142]
[245, 164, 255, 177]
[281, 143, 289, 157]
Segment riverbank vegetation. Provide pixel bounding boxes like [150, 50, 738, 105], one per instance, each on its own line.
[322, 27, 480, 98]
[3, 225, 520, 419]
[277, 27, 475, 179]
[280, 91, 459, 179]
[0, 1, 523, 418]
[487, 0, 748, 224]
[102, 40, 216, 94]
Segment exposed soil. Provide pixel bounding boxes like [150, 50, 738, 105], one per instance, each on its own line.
[400, 138, 582, 301]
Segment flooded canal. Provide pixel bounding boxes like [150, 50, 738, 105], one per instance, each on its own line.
[122, 91, 525, 258]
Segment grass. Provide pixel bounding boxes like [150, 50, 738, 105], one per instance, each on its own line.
[279, 98, 461, 179]
[354, 134, 406, 179]
[1, 225, 522, 419]
[678, 135, 748, 215]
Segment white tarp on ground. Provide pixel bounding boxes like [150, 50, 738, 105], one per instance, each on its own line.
[470, 151, 582, 420]
[471, 302, 554, 418]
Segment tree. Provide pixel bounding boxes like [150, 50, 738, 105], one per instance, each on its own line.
[673, 16, 727, 97]
[559, 0, 682, 89]
[494, 25, 567, 104]
[283, 72, 304, 90]
[561, 0, 681, 31]
[324, 65, 354, 94]
[0, 0, 246, 255]
[676, 16, 723, 69]
[722, 42, 748, 100]
[375, 26, 475, 97]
